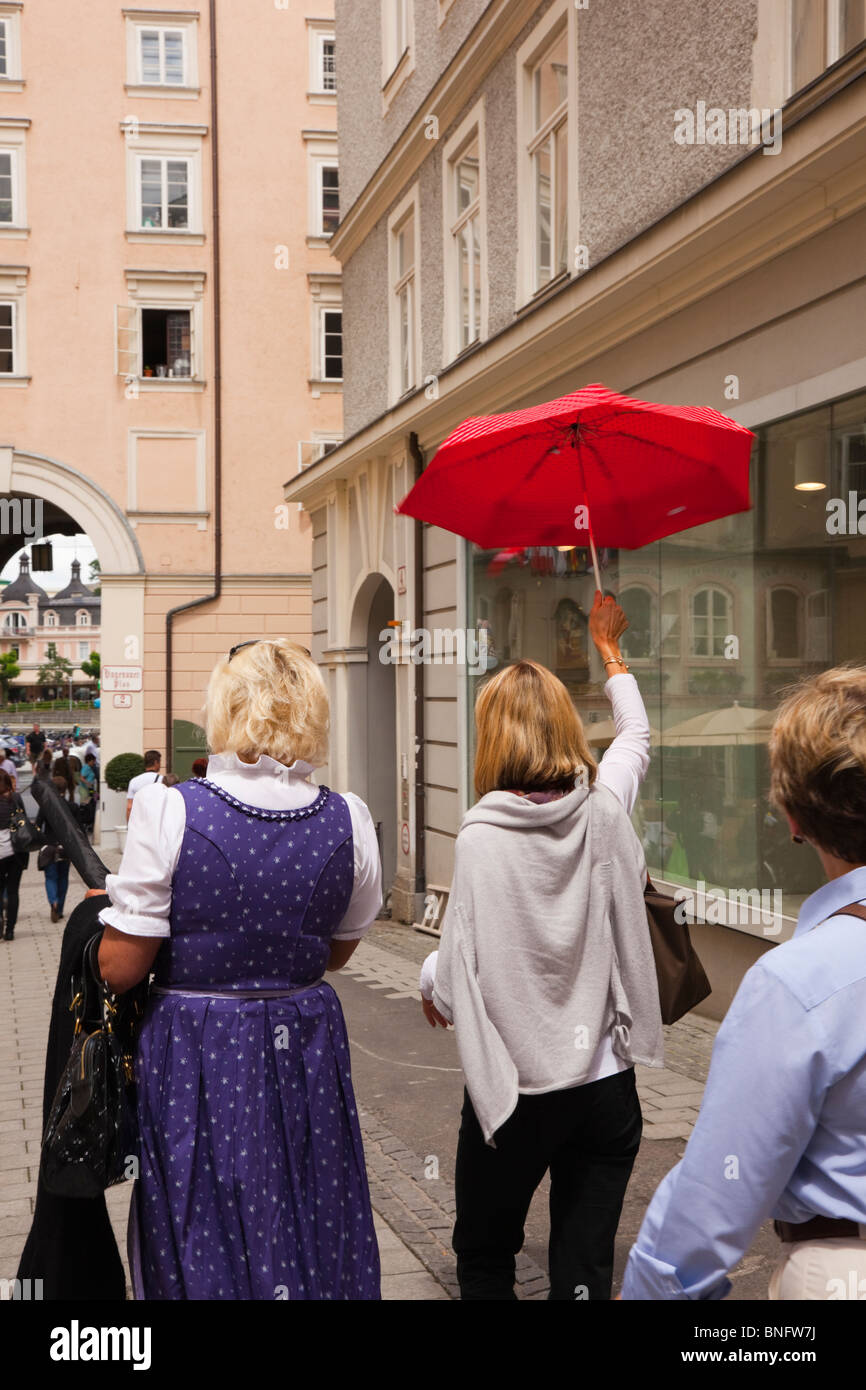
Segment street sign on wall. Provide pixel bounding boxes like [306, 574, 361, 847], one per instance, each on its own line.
[113, 693, 133, 709]
[102, 665, 143, 693]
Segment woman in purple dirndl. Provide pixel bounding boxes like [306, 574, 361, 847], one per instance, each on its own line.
[96, 639, 382, 1299]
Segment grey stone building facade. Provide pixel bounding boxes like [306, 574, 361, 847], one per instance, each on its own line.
[286, 0, 866, 1015]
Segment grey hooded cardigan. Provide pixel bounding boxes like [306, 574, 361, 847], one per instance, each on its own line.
[432, 779, 665, 1144]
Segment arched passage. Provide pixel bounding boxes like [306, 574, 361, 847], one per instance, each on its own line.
[0, 448, 146, 788]
[347, 572, 398, 902]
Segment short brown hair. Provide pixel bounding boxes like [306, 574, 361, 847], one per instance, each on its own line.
[769, 665, 866, 864]
[474, 660, 597, 799]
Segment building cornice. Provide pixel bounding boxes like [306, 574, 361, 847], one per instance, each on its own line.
[330, 0, 541, 264]
[286, 79, 866, 511]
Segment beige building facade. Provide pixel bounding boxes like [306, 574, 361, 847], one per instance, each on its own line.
[0, 0, 341, 773]
[286, 0, 866, 1014]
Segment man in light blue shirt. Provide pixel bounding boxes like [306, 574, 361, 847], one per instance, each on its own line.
[622, 865, 866, 1300]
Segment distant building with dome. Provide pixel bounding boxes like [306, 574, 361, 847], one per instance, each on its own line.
[0, 553, 100, 702]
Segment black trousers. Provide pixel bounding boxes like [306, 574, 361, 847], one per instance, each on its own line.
[453, 1067, 642, 1300]
[0, 854, 25, 934]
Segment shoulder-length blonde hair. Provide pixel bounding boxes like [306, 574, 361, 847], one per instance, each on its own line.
[474, 660, 597, 798]
[205, 638, 329, 767]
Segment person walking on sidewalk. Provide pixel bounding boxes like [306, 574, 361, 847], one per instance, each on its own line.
[35, 775, 72, 922]
[420, 592, 663, 1300]
[95, 637, 383, 1300]
[25, 721, 45, 775]
[621, 665, 866, 1301]
[0, 769, 30, 941]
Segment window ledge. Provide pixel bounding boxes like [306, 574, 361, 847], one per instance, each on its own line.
[126, 229, 205, 245]
[307, 91, 337, 105]
[0, 374, 30, 388]
[0, 78, 24, 93]
[515, 268, 571, 319]
[308, 378, 343, 396]
[0, 225, 29, 239]
[133, 377, 206, 392]
[306, 233, 336, 249]
[125, 84, 201, 99]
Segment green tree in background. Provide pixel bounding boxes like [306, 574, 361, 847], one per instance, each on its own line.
[38, 642, 74, 687]
[0, 651, 20, 702]
[81, 651, 101, 681]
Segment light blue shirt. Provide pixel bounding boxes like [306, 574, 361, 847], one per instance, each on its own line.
[621, 864, 866, 1300]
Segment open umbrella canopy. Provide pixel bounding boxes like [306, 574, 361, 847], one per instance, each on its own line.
[660, 703, 776, 747]
[396, 383, 754, 551]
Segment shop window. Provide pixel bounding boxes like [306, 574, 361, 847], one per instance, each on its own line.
[691, 586, 731, 658]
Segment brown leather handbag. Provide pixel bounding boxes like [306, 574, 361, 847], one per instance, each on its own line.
[644, 877, 711, 1024]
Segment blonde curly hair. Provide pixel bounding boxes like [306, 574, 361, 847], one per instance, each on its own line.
[204, 638, 329, 767]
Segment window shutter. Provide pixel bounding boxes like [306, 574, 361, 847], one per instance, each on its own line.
[115, 304, 139, 377]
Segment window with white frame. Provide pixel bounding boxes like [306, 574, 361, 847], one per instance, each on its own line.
[443, 104, 487, 361]
[138, 156, 190, 230]
[307, 20, 336, 99]
[383, 0, 410, 78]
[0, 121, 27, 230]
[139, 26, 186, 85]
[124, 125, 204, 239]
[117, 269, 205, 384]
[304, 132, 339, 244]
[0, 300, 15, 372]
[528, 27, 569, 291]
[78, 641, 89, 659]
[0, 7, 23, 83]
[0, 264, 25, 376]
[76, 610, 90, 627]
[319, 306, 343, 381]
[44, 610, 57, 627]
[389, 194, 420, 400]
[0, 149, 13, 223]
[126, 14, 198, 93]
[788, 0, 866, 95]
[319, 163, 339, 237]
[691, 586, 732, 658]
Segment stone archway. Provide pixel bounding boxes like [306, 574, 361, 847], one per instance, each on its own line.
[346, 572, 398, 901]
[0, 448, 146, 781]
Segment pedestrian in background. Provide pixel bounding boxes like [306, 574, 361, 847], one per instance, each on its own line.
[621, 665, 866, 1301]
[0, 744, 17, 790]
[0, 769, 30, 941]
[126, 749, 161, 821]
[25, 721, 45, 775]
[421, 593, 663, 1300]
[96, 637, 383, 1299]
[35, 775, 72, 923]
[190, 757, 208, 779]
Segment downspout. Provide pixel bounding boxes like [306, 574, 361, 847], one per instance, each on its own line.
[408, 433, 426, 903]
[164, 0, 223, 770]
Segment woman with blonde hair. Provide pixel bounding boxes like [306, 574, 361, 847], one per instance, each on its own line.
[95, 638, 382, 1300]
[420, 593, 664, 1300]
[622, 664, 866, 1300]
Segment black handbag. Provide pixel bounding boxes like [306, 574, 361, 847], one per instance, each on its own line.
[10, 794, 37, 853]
[41, 933, 148, 1199]
[644, 877, 712, 1025]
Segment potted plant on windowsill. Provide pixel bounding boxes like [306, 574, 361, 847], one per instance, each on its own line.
[143, 365, 154, 377]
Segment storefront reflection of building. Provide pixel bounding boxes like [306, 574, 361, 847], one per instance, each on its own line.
[469, 389, 866, 920]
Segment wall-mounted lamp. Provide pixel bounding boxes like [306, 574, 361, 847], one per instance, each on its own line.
[794, 436, 827, 492]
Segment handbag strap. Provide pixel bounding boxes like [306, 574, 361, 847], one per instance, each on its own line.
[827, 903, 866, 924]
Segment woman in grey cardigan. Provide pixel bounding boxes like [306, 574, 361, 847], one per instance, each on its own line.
[420, 593, 663, 1300]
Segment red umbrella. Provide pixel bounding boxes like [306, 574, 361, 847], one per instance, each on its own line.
[396, 383, 754, 589]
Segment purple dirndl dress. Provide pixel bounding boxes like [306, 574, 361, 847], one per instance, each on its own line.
[128, 778, 381, 1300]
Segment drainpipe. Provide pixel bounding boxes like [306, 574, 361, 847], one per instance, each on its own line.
[408, 433, 426, 903]
[164, 0, 223, 770]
